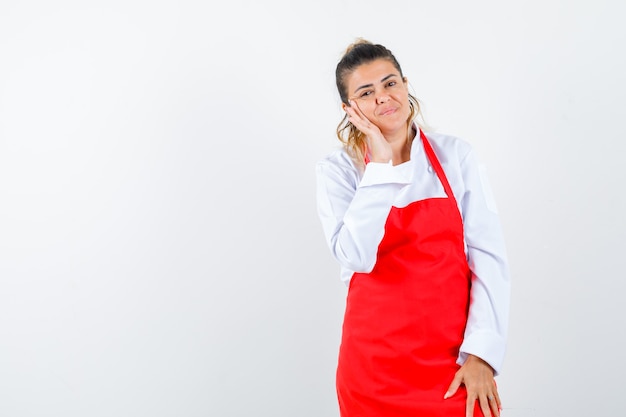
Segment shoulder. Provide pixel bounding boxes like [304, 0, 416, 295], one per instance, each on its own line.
[316, 147, 365, 191]
[316, 147, 362, 179]
[422, 130, 473, 163]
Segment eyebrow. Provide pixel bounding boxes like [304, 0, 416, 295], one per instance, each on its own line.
[353, 73, 398, 94]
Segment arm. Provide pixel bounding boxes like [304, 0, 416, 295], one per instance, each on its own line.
[316, 156, 410, 273]
[457, 149, 511, 375]
[445, 148, 511, 417]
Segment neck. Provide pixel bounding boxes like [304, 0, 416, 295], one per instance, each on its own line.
[388, 124, 416, 165]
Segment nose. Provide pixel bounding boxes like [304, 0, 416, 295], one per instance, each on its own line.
[376, 94, 390, 104]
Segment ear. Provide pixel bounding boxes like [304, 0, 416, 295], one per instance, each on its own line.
[403, 76, 408, 84]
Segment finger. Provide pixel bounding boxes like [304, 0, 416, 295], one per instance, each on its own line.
[478, 395, 492, 417]
[465, 395, 476, 417]
[347, 115, 368, 133]
[493, 381, 502, 411]
[444, 374, 462, 399]
[349, 100, 369, 121]
[489, 394, 500, 417]
[346, 103, 367, 128]
[493, 385, 502, 415]
[344, 104, 358, 120]
[346, 111, 365, 131]
[345, 101, 359, 115]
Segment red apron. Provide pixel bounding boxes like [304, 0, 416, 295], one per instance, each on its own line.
[337, 131, 482, 417]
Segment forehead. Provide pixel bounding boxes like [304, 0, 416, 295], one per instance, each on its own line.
[346, 59, 400, 91]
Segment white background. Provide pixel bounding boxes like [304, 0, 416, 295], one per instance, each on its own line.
[1, 1, 624, 416]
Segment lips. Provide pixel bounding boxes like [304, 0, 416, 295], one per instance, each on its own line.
[379, 107, 397, 116]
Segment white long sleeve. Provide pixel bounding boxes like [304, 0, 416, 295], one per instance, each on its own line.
[315, 131, 511, 374]
[455, 148, 511, 375]
[316, 154, 411, 273]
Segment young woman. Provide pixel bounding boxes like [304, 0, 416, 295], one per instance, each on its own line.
[316, 39, 511, 417]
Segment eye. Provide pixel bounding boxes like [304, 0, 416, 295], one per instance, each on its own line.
[360, 90, 374, 98]
[387, 81, 397, 87]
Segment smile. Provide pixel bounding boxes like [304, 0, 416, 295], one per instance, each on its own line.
[379, 108, 397, 116]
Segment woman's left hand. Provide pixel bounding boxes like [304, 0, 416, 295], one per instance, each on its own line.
[444, 354, 501, 417]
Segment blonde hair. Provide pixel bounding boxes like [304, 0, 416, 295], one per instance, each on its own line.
[334, 39, 426, 164]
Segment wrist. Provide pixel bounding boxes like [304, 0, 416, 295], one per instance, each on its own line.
[466, 354, 495, 373]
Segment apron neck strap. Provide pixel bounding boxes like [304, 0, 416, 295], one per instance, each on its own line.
[420, 130, 457, 203]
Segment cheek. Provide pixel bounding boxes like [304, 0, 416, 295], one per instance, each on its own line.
[395, 95, 410, 114]
[394, 92, 409, 104]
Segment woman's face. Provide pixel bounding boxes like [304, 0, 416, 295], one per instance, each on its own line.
[343, 59, 410, 136]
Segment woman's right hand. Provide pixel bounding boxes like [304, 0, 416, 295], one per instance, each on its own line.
[345, 100, 392, 163]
